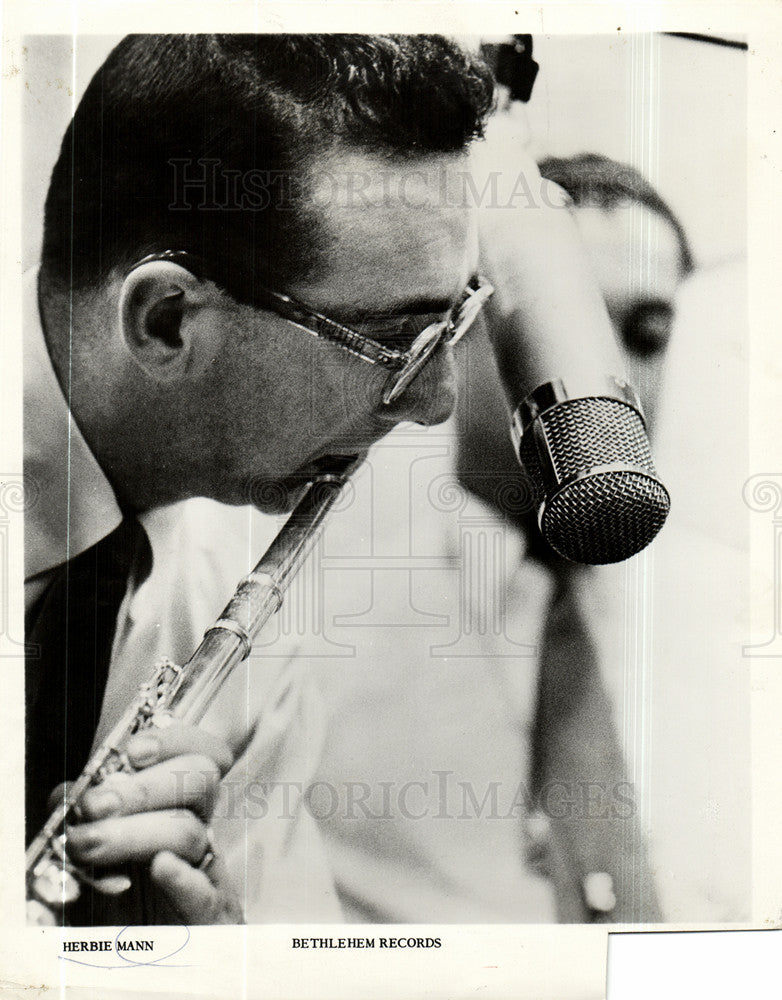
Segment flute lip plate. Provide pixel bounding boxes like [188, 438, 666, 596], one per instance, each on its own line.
[313, 452, 361, 472]
[284, 452, 361, 487]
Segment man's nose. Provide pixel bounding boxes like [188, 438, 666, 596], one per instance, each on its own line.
[382, 347, 458, 427]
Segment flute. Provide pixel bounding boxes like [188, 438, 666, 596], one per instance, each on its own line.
[26, 458, 356, 923]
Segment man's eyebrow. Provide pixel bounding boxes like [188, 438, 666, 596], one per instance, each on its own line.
[342, 274, 479, 323]
[346, 296, 454, 322]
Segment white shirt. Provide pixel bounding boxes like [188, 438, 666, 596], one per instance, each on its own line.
[308, 431, 559, 922]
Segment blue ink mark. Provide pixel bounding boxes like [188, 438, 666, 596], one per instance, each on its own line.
[58, 924, 192, 969]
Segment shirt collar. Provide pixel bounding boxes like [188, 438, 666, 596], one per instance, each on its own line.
[24, 268, 122, 581]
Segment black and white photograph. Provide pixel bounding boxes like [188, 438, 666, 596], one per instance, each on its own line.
[1, 5, 780, 998]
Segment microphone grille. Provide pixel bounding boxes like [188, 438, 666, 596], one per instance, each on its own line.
[517, 394, 670, 564]
[541, 467, 670, 565]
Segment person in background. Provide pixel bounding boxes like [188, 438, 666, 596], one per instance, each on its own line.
[539, 153, 694, 427]
[459, 151, 694, 553]
[311, 152, 697, 923]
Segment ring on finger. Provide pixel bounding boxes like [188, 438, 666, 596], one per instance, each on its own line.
[197, 825, 216, 874]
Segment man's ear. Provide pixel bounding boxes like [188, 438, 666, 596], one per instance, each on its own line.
[118, 260, 212, 380]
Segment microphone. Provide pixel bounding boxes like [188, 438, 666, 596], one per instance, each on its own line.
[480, 186, 670, 565]
[510, 375, 670, 565]
[472, 40, 669, 564]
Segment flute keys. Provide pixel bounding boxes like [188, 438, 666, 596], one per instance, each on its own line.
[32, 861, 81, 906]
[27, 899, 58, 926]
[32, 831, 133, 908]
[32, 859, 131, 906]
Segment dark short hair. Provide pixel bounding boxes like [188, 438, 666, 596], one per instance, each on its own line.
[538, 152, 694, 274]
[42, 34, 494, 302]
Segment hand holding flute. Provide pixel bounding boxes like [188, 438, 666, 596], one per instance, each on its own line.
[27, 464, 355, 925]
[44, 723, 243, 926]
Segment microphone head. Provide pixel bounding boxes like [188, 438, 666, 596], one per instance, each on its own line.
[512, 379, 670, 564]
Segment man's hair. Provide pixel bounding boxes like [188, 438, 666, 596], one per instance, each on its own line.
[42, 34, 494, 302]
[538, 153, 694, 274]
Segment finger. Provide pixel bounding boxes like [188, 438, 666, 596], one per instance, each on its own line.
[150, 851, 216, 923]
[150, 851, 243, 925]
[125, 723, 233, 776]
[65, 809, 208, 867]
[80, 754, 221, 821]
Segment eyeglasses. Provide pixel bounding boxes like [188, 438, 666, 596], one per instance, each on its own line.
[132, 251, 493, 406]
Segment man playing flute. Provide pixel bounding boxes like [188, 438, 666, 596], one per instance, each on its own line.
[23, 33, 620, 925]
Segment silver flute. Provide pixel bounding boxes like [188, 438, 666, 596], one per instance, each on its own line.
[26, 459, 356, 923]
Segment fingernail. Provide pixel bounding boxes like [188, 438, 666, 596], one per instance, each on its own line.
[583, 872, 616, 913]
[65, 823, 100, 856]
[127, 733, 160, 766]
[85, 789, 120, 819]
